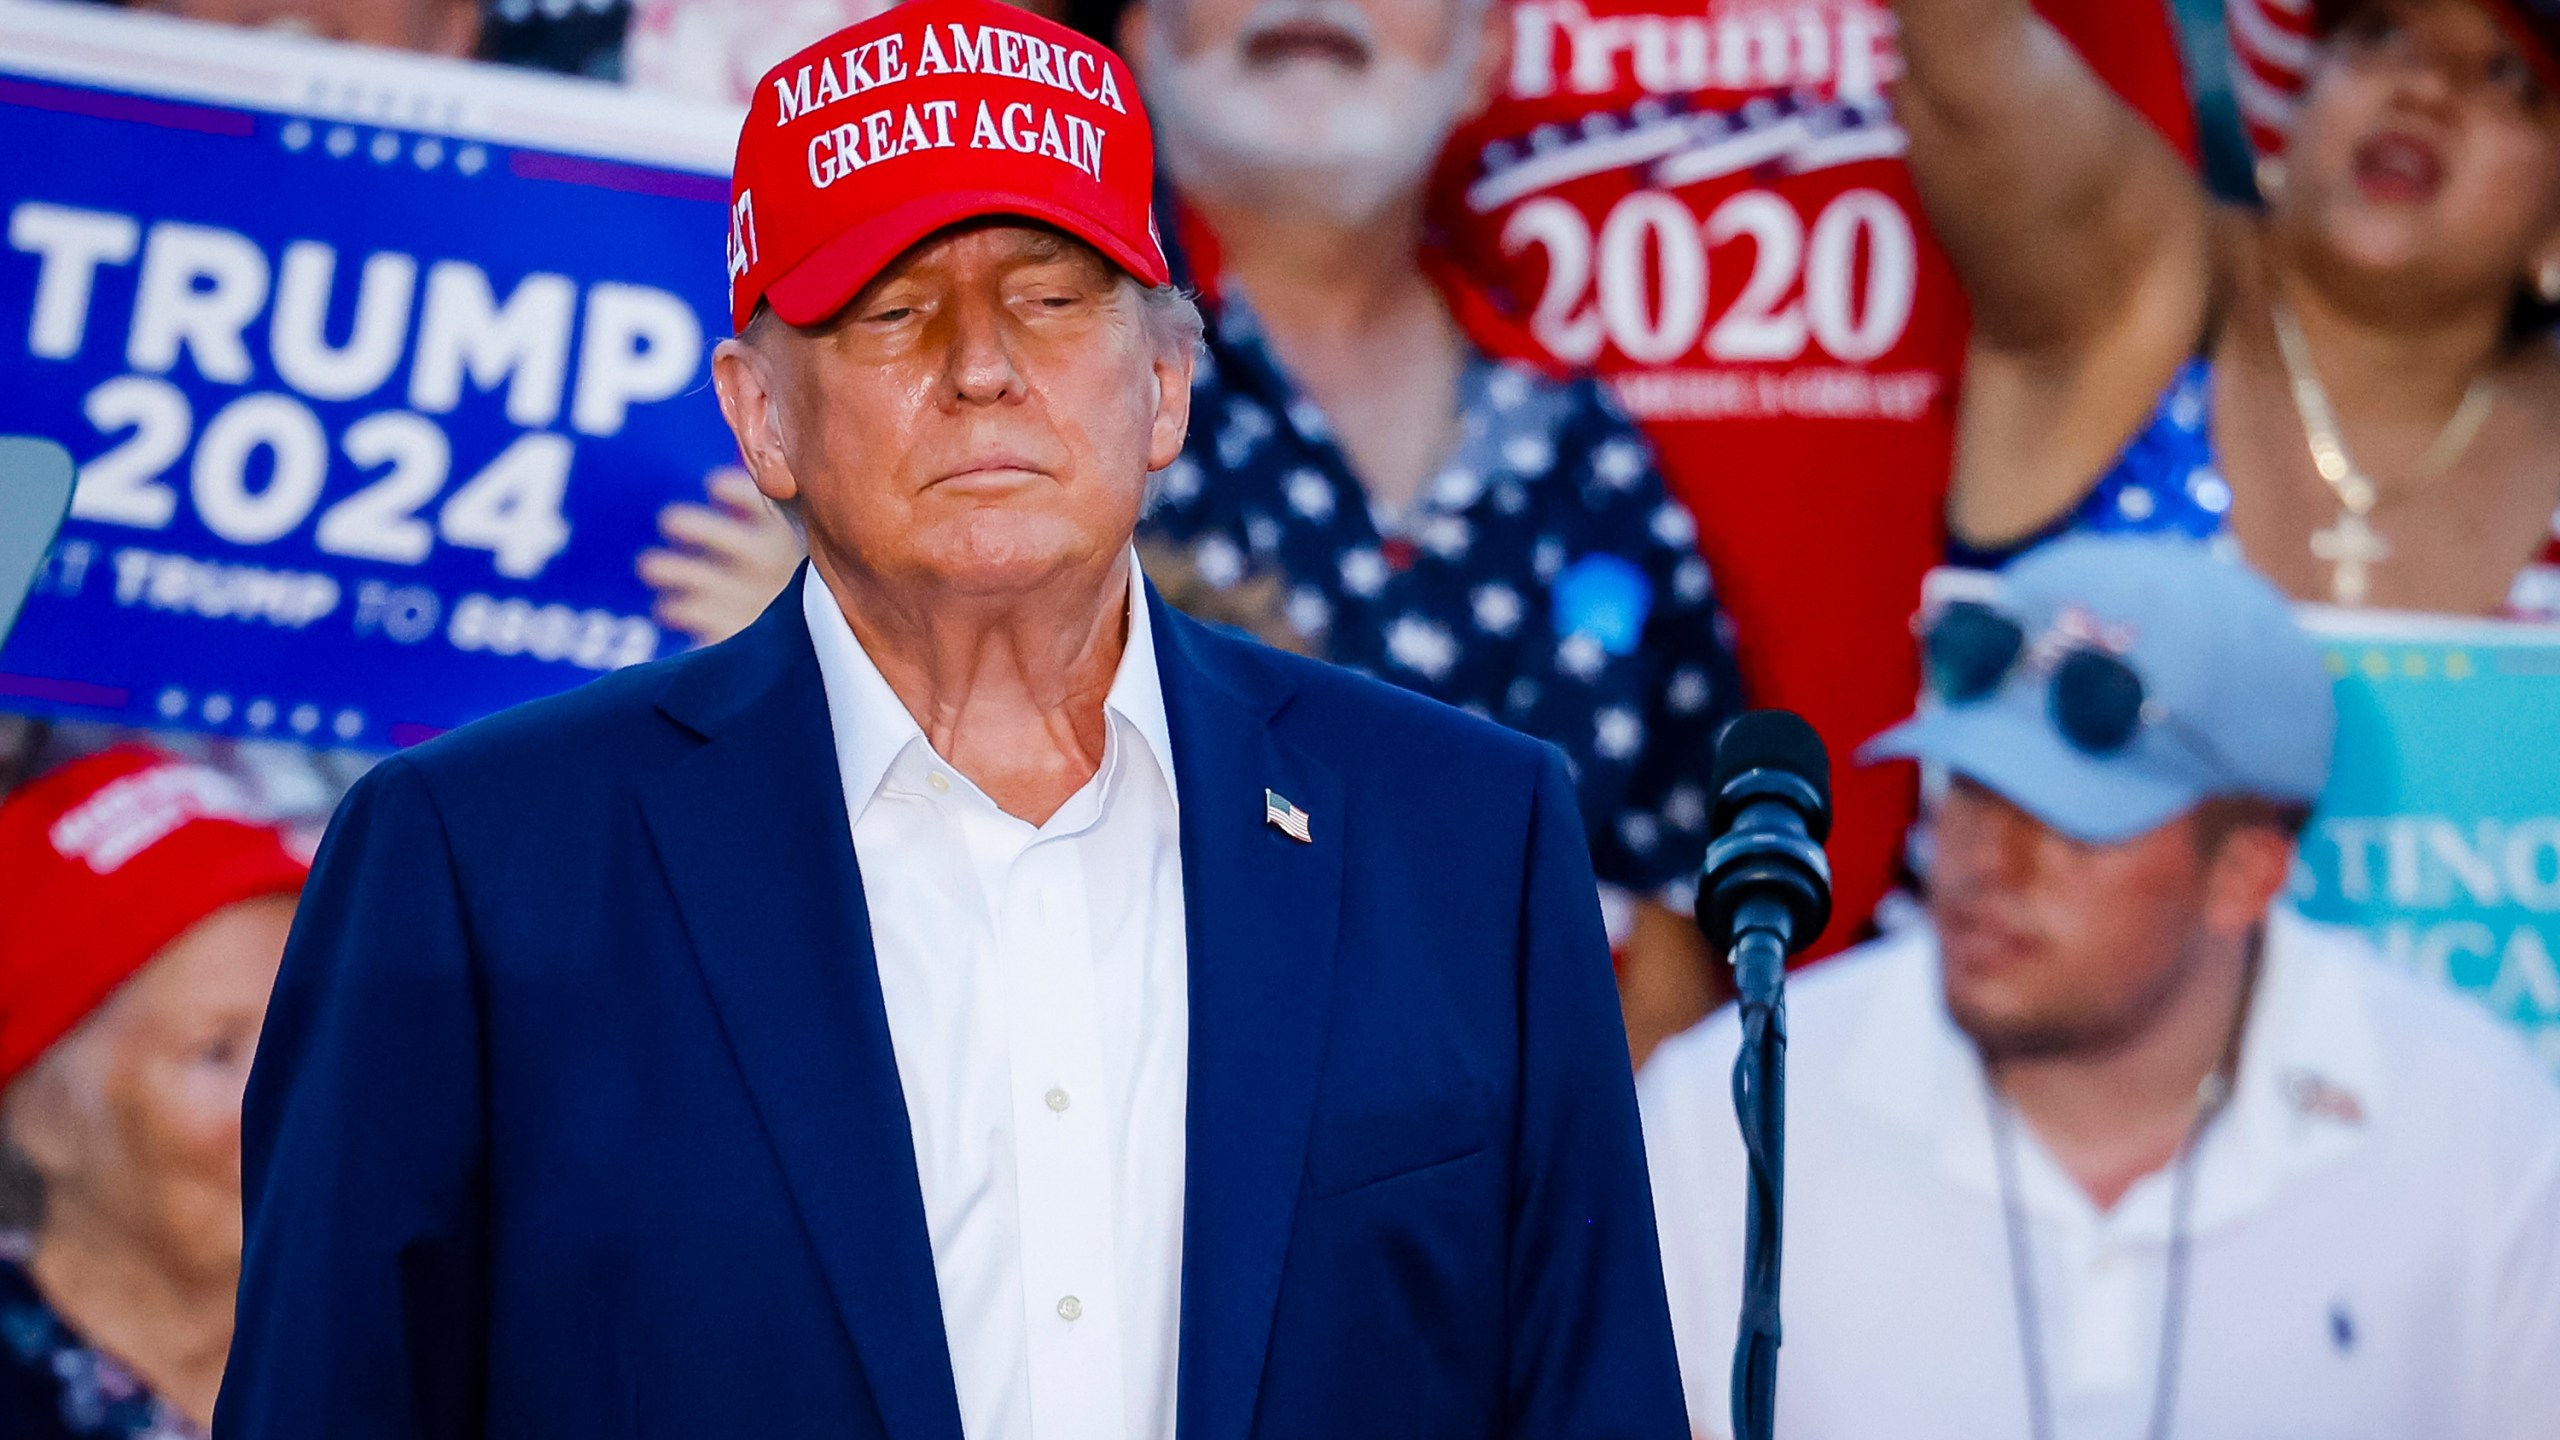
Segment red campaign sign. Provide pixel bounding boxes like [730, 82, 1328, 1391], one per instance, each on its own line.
[1440, 0, 1960, 414]
[1427, 0, 2195, 951]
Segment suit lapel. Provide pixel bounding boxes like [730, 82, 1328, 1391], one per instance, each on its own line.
[639, 591, 964, 1440]
[1156, 601, 1345, 1440]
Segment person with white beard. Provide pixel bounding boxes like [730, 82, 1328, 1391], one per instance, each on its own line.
[1127, 0, 1748, 973]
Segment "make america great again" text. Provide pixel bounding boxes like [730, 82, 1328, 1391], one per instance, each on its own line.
[773, 21, 1128, 188]
[772, 21, 1128, 126]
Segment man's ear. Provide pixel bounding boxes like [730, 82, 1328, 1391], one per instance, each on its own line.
[1457, 0, 1513, 124]
[2202, 824, 2296, 939]
[1145, 332, 1196, 474]
[712, 337, 801, 509]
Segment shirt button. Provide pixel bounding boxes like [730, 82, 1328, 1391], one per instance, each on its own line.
[1056, 1295, 1082, 1322]
[927, 771, 952, 794]
[1045, 1087, 1071, 1113]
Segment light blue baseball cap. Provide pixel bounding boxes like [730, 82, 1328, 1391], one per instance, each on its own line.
[1862, 535, 2336, 845]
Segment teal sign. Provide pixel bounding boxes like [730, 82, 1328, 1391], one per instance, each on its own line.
[2295, 611, 2560, 1080]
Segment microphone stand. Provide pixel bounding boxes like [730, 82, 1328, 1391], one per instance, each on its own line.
[1725, 899, 1793, 1440]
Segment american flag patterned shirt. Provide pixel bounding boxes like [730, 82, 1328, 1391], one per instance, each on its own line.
[1137, 234, 1746, 897]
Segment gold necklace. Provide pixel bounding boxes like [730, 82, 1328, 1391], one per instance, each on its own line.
[2270, 299, 2497, 607]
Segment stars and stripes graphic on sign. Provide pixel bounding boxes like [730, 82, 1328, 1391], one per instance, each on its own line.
[2227, 0, 2313, 161]
[1264, 788, 1312, 843]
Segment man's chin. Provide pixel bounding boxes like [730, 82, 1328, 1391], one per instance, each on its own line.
[1942, 963, 2105, 1061]
[902, 515, 1123, 597]
[1148, 47, 1462, 223]
[1949, 1007, 2105, 1063]
[1945, 980, 2151, 1063]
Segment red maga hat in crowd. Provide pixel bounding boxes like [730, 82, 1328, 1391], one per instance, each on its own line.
[0, 746, 307, 1088]
[724, 0, 1170, 333]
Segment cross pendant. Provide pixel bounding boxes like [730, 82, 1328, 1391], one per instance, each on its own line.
[2310, 509, 2390, 607]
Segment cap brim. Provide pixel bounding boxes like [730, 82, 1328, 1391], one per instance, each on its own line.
[1860, 703, 2202, 846]
[760, 190, 1171, 332]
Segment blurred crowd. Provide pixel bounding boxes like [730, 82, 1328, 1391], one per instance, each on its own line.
[3, 0, 2558, 1435]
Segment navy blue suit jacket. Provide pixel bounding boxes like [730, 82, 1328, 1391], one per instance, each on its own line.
[218, 582, 1689, 1440]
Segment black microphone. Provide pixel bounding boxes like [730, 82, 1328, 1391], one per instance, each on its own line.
[1694, 710, 1835, 996]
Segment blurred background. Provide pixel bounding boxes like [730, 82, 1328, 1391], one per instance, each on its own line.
[1, 0, 2556, 1434]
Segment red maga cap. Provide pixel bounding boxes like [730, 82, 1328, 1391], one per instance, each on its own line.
[725, 0, 1170, 333]
[0, 747, 307, 1088]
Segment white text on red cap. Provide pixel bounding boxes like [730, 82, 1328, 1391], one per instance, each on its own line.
[777, 23, 1129, 191]
[771, 21, 1129, 129]
[49, 766, 261, 875]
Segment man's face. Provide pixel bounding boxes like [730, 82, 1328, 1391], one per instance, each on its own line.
[1929, 779, 2251, 1059]
[2287, 0, 2560, 297]
[715, 224, 1192, 600]
[1132, 0, 1500, 223]
[140, 0, 480, 55]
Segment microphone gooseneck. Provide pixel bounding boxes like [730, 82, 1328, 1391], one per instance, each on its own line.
[1692, 710, 1835, 1440]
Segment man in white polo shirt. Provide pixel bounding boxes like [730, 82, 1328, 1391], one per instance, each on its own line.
[1641, 535, 2560, 1440]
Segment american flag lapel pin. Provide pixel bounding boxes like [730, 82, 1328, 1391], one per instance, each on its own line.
[1264, 788, 1312, 844]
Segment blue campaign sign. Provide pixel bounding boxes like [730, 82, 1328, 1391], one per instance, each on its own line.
[2293, 609, 2560, 1081]
[0, 3, 750, 748]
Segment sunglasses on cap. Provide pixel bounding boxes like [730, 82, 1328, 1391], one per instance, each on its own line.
[1915, 598, 2233, 772]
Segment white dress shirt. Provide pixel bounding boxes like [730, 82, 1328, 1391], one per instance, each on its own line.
[1639, 909, 2560, 1440]
[803, 564, 1188, 1440]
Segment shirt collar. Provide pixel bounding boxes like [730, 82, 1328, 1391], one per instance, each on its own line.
[1107, 568, 1179, 810]
[801, 556, 1178, 825]
[1842, 907, 2382, 1235]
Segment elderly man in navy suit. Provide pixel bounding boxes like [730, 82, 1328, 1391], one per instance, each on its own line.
[215, 2, 1688, 1437]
